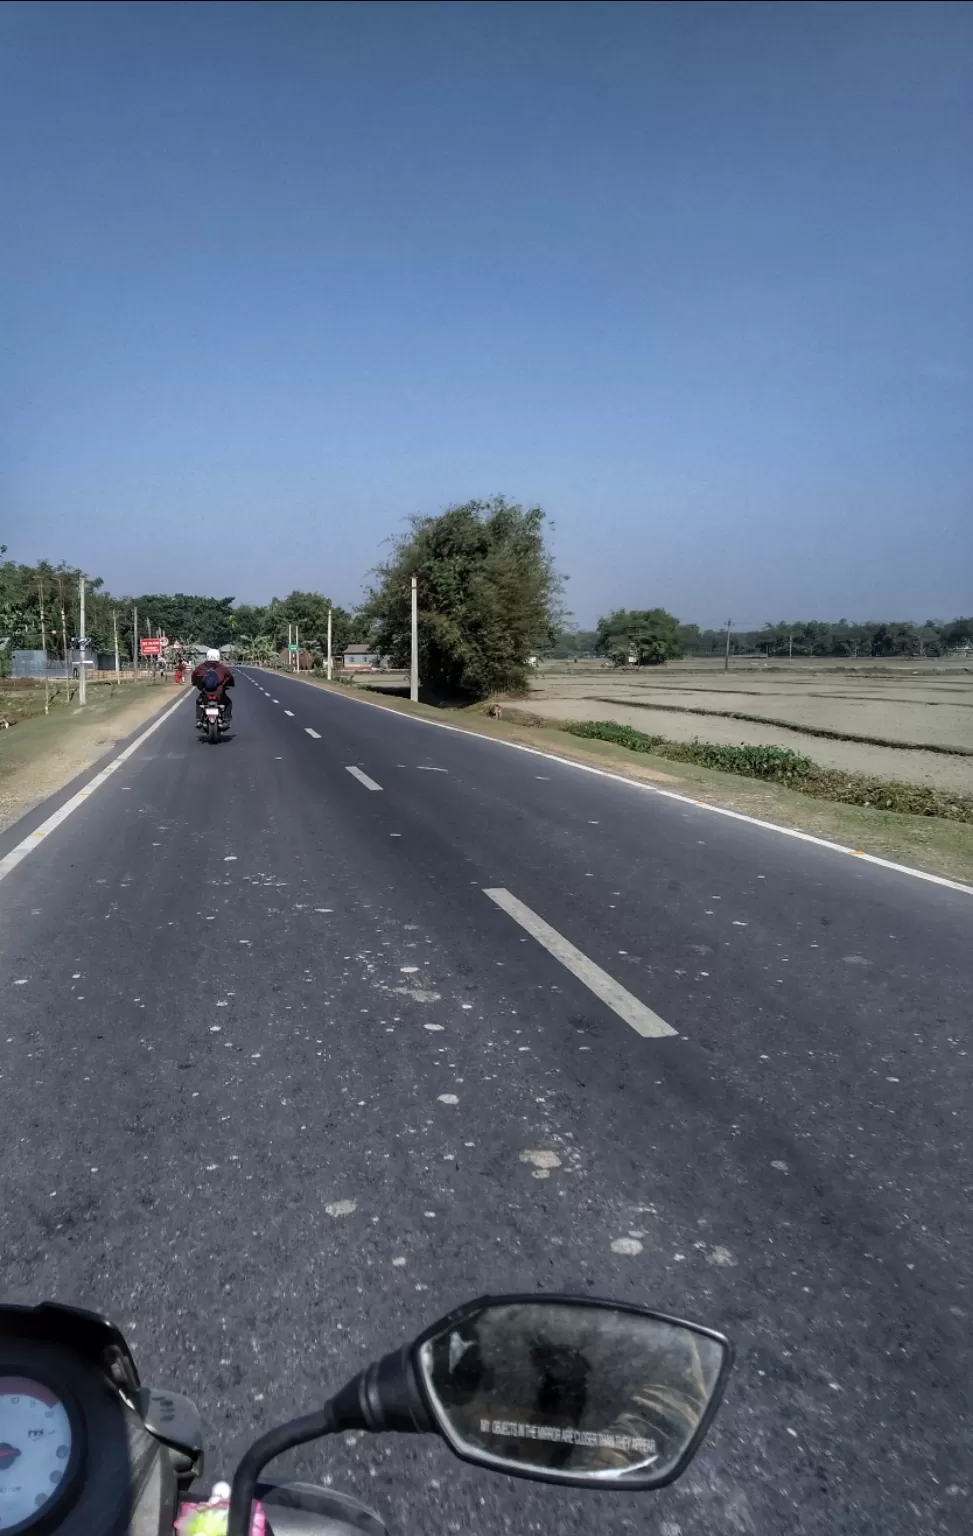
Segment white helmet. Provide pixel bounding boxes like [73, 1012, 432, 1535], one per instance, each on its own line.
[205, 648, 221, 662]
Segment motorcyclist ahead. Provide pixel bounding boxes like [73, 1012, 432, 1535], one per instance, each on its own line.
[191, 648, 235, 722]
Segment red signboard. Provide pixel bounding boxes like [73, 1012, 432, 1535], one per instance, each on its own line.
[140, 638, 163, 656]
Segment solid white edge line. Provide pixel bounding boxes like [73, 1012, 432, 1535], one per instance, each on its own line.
[0, 691, 190, 886]
[252, 668, 973, 898]
[305, 728, 322, 739]
[346, 765, 383, 791]
[484, 887, 676, 1039]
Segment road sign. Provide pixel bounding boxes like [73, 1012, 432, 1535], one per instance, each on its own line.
[140, 637, 163, 656]
[288, 643, 299, 652]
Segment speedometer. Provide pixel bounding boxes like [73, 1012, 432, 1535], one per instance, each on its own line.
[0, 1378, 73, 1532]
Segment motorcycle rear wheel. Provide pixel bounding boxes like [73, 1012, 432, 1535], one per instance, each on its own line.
[208, 719, 219, 744]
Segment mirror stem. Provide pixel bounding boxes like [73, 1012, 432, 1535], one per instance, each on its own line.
[328, 1347, 433, 1434]
[227, 1405, 338, 1536]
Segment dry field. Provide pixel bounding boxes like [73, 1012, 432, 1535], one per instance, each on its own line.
[518, 657, 973, 795]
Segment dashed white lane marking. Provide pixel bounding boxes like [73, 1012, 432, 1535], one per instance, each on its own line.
[346, 765, 383, 792]
[483, 887, 677, 1040]
[272, 698, 279, 703]
[0, 692, 190, 887]
[305, 728, 322, 739]
[284, 710, 294, 716]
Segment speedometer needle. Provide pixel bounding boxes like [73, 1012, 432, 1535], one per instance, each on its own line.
[0, 1443, 21, 1470]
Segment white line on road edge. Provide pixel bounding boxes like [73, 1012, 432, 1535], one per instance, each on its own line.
[346, 765, 383, 791]
[265, 674, 973, 897]
[0, 692, 190, 887]
[305, 728, 322, 739]
[484, 888, 676, 1039]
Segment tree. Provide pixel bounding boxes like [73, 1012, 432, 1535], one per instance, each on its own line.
[594, 608, 685, 666]
[267, 591, 354, 662]
[130, 594, 237, 647]
[550, 626, 599, 659]
[365, 497, 563, 698]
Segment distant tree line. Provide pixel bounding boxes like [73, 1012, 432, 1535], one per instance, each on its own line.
[552, 611, 973, 664]
[690, 617, 973, 659]
[0, 550, 367, 674]
[3, 537, 969, 692]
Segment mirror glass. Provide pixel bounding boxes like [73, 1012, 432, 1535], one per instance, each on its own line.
[416, 1300, 727, 1484]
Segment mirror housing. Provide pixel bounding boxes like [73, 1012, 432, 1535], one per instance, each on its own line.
[410, 1293, 732, 1489]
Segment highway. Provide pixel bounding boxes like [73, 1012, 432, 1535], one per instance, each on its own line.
[1, 666, 970, 1536]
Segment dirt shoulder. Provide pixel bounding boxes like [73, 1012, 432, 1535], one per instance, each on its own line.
[265, 671, 973, 886]
[0, 682, 186, 833]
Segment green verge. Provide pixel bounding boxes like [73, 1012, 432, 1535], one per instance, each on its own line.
[563, 721, 973, 823]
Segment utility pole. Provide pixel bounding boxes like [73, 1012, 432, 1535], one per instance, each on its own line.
[788, 632, 793, 661]
[327, 605, 333, 681]
[288, 622, 293, 669]
[113, 611, 121, 684]
[295, 625, 300, 673]
[78, 574, 87, 705]
[410, 574, 419, 702]
[723, 618, 732, 673]
[60, 598, 69, 696]
[38, 578, 50, 714]
[133, 605, 139, 678]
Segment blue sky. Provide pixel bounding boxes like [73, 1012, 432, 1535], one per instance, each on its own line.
[2, 1, 970, 627]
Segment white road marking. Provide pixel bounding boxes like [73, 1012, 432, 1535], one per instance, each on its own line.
[305, 728, 322, 739]
[272, 698, 279, 703]
[346, 765, 383, 791]
[284, 709, 294, 716]
[483, 888, 677, 1040]
[0, 692, 190, 887]
[281, 678, 973, 897]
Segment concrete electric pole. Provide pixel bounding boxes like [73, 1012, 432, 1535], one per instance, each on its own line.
[78, 575, 87, 705]
[410, 575, 419, 703]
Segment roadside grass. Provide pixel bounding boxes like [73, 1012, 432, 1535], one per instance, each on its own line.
[263, 669, 973, 884]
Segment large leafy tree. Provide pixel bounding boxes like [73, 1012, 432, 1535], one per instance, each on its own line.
[594, 607, 685, 666]
[128, 594, 238, 647]
[266, 591, 354, 660]
[365, 497, 563, 699]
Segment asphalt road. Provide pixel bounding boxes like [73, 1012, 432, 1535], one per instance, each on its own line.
[1, 667, 971, 1536]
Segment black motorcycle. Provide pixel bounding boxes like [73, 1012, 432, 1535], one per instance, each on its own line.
[0, 1293, 732, 1536]
[196, 690, 229, 744]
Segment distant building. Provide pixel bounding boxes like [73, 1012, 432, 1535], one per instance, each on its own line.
[12, 649, 49, 678]
[342, 644, 384, 670]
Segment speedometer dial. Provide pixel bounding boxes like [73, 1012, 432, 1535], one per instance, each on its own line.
[0, 1378, 73, 1532]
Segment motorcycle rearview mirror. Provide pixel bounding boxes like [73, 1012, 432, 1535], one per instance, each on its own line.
[228, 1295, 732, 1533]
[409, 1294, 732, 1488]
